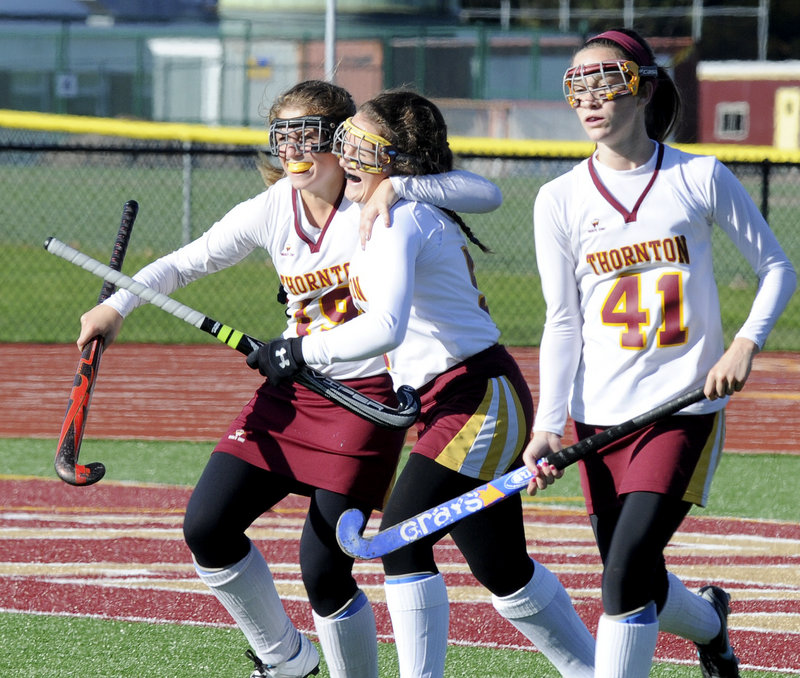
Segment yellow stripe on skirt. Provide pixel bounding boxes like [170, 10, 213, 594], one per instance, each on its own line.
[436, 375, 528, 481]
[683, 410, 726, 507]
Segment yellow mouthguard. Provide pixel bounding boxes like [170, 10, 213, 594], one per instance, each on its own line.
[287, 161, 312, 173]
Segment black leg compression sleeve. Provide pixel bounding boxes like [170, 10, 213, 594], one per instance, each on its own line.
[183, 452, 297, 568]
[379, 455, 446, 576]
[380, 455, 533, 596]
[450, 491, 534, 597]
[184, 454, 373, 617]
[300, 489, 374, 617]
[591, 491, 692, 616]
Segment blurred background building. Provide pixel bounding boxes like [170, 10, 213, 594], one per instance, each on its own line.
[1, 0, 798, 146]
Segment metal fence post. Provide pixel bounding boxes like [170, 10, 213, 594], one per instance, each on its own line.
[182, 142, 193, 245]
[761, 158, 771, 220]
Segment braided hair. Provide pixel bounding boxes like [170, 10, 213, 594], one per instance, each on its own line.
[359, 90, 492, 253]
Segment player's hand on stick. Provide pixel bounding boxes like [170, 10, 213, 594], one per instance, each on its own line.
[246, 337, 306, 385]
[77, 304, 124, 351]
[359, 178, 398, 248]
[522, 431, 564, 496]
[704, 336, 759, 400]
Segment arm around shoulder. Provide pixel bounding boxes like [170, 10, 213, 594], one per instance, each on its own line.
[392, 169, 502, 214]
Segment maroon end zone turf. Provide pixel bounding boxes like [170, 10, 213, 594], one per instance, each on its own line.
[1, 344, 799, 672]
[1, 476, 799, 673]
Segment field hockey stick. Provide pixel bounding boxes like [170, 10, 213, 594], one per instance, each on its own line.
[43, 236, 421, 430]
[336, 386, 707, 559]
[54, 201, 138, 486]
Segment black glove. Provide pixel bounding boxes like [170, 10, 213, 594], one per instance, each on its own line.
[276, 283, 288, 305]
[246, 337, 306, 386]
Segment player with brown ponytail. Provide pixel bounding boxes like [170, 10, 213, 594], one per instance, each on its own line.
[525, 27, 795, 678]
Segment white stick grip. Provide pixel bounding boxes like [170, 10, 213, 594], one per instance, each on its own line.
[44, 236, 206, 328]
[45, 236, 421, 431]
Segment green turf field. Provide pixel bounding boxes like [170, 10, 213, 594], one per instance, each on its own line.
[7, 611, 770, 678]
[1, 438, 798, 522]
[0, 439, 794, 676]
[4, 167, 799, 349]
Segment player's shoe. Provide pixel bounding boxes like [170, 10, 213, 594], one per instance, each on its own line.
[695, 585, 740, 678]
[246, 635, 320, 678]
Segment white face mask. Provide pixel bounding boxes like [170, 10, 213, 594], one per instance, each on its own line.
[563, 60, 657, 108]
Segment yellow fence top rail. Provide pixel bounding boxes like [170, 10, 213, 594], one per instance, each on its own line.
[3, 109, 800, 164]
[0, 109, 267, 146]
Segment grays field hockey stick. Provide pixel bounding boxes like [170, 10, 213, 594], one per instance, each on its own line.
[336, 386, 707, 559]
[54, 201, 138, 486]
[44, 236, 420, 430]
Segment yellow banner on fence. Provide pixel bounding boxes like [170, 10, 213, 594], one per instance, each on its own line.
[4, 109, 800, 163]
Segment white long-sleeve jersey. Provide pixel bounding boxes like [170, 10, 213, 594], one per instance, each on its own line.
[103, 171, 502, 382]
[533, 142, 796, 434]
[301, 200, 501, 389]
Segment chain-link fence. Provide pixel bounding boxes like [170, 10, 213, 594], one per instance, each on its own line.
[2, 127, 798, 350]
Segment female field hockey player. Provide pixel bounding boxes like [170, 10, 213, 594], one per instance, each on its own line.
[247, 89, 596, 678]
[522, 28, 796, 678]
[76, 80, 502, 678]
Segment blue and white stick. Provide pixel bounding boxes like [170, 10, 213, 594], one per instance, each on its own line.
[336, 386, 706, 559]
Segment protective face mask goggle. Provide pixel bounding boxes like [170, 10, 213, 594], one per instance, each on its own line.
[563, 60, 657, 108]
[268, 115, 339, 157]
[332, 117, 397, 174]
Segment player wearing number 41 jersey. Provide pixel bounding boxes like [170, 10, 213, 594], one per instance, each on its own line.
[524, 28, 796, 678]
[533, 141, 790, 429]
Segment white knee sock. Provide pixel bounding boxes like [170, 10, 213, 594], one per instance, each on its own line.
[313, 590, 377, 678]
[491, 562, 594, 678]
[595, 603, 659, 678]
[194, 541, 299, 665]
[384, 573, 449, 678]
[658, 571, 721, 643]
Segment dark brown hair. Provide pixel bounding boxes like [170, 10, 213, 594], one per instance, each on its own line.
[359, 90, 491, 252]
[359, 90, 453, 176]
[583, 27, 681, 142]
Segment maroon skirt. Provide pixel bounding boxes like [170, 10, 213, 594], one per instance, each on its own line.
[575, 411, 719, 514]
[215, 373, 406, 509]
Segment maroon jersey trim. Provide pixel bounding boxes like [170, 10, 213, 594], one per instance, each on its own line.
[292, 185, 345, 253]
[588, 142, 664, 224]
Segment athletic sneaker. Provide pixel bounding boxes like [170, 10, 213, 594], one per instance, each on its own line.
[246, 635, 320, 678]
[695, 585, 741, 678]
